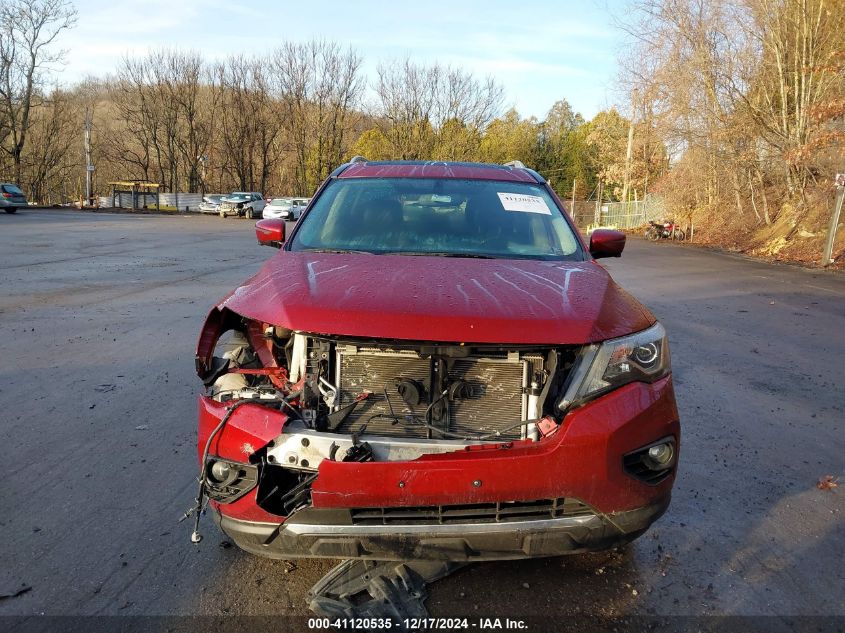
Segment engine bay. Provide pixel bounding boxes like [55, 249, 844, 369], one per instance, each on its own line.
[205, 322, 577, 443]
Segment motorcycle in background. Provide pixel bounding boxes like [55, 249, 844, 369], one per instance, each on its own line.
[645, 220, 686, 241]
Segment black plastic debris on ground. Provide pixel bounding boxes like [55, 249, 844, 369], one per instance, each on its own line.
[309, 559, 464, 628]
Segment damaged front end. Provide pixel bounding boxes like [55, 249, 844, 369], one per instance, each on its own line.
[189, 306, 678, 561]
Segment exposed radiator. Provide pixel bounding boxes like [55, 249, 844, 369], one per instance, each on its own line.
[333, 347, 542, 439]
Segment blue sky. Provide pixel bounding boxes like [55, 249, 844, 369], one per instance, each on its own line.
[56, 0, 630, 120]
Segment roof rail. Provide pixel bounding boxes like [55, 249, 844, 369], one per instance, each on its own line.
[349, 155, 368, 164]
[503, 160, 526, 169]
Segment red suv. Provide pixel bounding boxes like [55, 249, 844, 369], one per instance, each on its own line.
[193, 160, 680, 562]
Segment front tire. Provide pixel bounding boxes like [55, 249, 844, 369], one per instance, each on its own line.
[645, 227, 660, 241]
[245, 207, 255, 220]
[5, 208, 17, 214]
[219, 210, 226, 218]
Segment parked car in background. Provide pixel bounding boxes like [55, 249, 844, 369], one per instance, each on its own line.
[1, 183, 28, 214]
[292, 197, 311, 216]
[262, 197, 293, 220]
[262, 197, 310, 220]
[199, 195, 225, 214]
[219, 192, 265, 219]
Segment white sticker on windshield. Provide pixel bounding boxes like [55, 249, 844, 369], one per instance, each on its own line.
[496, 192, 552, 215]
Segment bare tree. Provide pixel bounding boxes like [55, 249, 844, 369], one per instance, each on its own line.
[24, 85, 75, 202]
[271, 41, 363, 193]
[213, 55, 280, 193]
[374, 59, 503, 160]
[0, 0, 76, 184]
[107, 49, 218, 194]
[375, 60, 440, 159]
[619, 0, 844, 232]
[109, 55, 167, 185]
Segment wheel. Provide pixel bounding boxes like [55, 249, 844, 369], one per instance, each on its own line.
[5, 208, 16, 214]
[245, 207, 255, 220]
[645, 227, 660, 241]
[219, 209, 226, 218]
[673, 229, 686, 241]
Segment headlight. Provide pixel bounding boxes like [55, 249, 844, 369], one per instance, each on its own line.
[559, 322, 670, 410]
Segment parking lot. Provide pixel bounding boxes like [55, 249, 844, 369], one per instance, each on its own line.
[1, 209, 843, 624]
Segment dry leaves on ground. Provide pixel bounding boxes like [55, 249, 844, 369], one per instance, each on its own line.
[816, 475, 839, 490]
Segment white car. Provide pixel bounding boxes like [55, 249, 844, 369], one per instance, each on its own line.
[219, 192, 266, 219]
[262, 197, 311, 220]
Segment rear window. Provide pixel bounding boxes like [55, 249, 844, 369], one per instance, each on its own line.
[2, 184, 23, 195]
[289, 178, 582, 261]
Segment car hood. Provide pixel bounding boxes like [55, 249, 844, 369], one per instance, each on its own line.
[217, 252, 654, 344]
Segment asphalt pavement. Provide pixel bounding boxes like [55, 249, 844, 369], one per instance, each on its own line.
[0, 209, 842, 626]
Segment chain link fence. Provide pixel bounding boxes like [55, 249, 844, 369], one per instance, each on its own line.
[568, 196, 667, 231]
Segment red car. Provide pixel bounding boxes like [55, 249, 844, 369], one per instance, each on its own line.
[192, 160, 679, 562]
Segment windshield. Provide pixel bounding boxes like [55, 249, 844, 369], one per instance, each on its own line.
[289, 178, 582, 260]
[271, 198, 292, 206]
[226, 193, 249, 200]
[205, 195, 223, 203]
[2, 184, 24, 195]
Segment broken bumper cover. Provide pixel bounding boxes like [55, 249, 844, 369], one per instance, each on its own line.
[214, 496, 669, 561]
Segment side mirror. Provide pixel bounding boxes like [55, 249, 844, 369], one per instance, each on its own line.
[255, 218, 285, 248]
[589, 229, 626, 259]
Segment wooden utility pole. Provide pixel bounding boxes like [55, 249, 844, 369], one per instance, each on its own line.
[594, 181, 602, 226]
[84, 109, 93, 206]
[822, 174, 844, 266]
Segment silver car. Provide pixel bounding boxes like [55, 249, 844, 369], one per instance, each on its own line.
[219, 192, 266, 219]
[1, 184, 28, 214]
[199, 194, 225, 214]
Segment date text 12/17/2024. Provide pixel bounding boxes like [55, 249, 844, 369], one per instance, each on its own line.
[307, 618, 529, 630]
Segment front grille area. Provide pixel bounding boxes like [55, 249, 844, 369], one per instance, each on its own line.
[447, 358, 524, 438]
[349, 498, 594, 525]
[333, 347, 539, 440]
[337, 350, 431, 438]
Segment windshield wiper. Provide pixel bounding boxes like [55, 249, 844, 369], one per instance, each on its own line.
[384, 251, 495, 259]
[302, 248, 375, 255]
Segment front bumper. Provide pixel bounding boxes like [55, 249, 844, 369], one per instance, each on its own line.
[200, 375, 680, 560]
[214, 496, 669, 561]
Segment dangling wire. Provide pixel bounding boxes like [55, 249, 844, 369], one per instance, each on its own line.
[183, 397, 272, 543]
